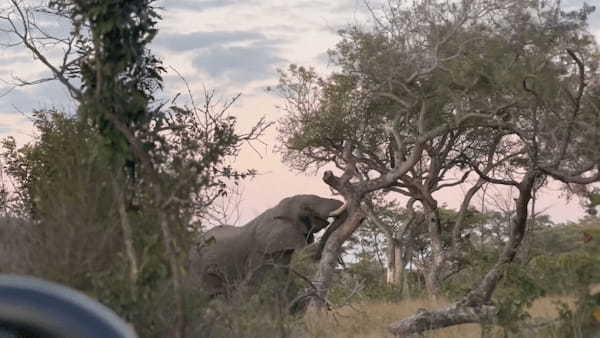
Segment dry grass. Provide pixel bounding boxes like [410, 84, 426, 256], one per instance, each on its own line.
[590, 283, 600, 296]
[527, 296, 576, 319]
[302, 296, 576, 338]
[303, 298, 482, 338]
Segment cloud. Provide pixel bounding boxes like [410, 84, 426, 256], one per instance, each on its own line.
[314, 51, 332, 66]
[332, 0, 365, 12]
[0, 54, 32, 71]
[157, 0, 243, 11]
[154, 28, 288, 85]
[588, 11, 600, 31]
[192, 41, 284, 84]
[0, 81, 75, 117]
[154, 30, 267, 52]
[0, 110, 33, 145]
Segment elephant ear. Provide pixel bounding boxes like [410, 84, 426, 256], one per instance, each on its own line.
[254, 216, 310, 255]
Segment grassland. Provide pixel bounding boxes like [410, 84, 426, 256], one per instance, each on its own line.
[302, 296, 578, 338]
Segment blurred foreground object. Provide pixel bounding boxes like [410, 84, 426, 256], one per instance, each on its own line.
[0, 275, 137, 338]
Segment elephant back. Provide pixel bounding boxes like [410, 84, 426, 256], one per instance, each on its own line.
[244, 209, 311, 257]
[193, 225, 248, 293]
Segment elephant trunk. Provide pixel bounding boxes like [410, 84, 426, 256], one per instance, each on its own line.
[329, 201, 347, 217]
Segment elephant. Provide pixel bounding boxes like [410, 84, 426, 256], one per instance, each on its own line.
[192, 194, 346, 298]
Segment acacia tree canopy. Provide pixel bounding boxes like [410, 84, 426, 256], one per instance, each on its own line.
[276, 0, 600, 333]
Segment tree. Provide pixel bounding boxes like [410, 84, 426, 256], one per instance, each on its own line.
[0, 1, 268, 337]
[362, 198, 423, 290]
[276, 0, 600, 334]
[276, 0, 517, 311]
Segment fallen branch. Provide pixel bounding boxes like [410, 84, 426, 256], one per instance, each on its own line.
[388, 303, 498, 337]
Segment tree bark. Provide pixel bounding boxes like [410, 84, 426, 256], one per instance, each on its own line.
[423, 203, 444, 299]
[386, 237, 396, 284]
[112, 178, 139, 297]
[387, 238, 404, 285]
[157, 206, 186, 338]
[388, 303, 498, 336]
[307, 207, 365, 312]
[364, 204, 413, 287]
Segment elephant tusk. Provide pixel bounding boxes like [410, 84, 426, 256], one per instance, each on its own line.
[329, 201, 347, 217]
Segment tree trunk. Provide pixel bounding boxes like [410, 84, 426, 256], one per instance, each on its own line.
[157, 207, 186, 338]
[365, 209, 405, 286]
[386, 238, 405, 285]
[386, 237, 396, 284]
[402, 264, 411, 299]
[307, 208, 365, 313]
[424, 269, 441, 300]
[112, 177, 138, 297]
[423, 205, 444, 299]
[366, 201, 416, 289]
[394, 245, 403, 284]
[387, 239, 404, 285]
[518, 188, 537, 264]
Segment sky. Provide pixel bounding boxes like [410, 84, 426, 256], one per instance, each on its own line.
[0, 0, 599, 225]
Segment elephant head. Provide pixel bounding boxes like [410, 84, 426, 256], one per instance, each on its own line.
[246, 194, 345, 256]
[194, 194, 345, 297]
[273, 194, 345, 233]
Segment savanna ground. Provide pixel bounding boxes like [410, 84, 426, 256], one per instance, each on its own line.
[305, 296, 578, 338]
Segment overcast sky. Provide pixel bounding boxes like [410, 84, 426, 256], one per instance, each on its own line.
[0, 0, 599, 224]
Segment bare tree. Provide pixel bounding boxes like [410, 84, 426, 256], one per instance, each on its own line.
[0, 0, 81, 98]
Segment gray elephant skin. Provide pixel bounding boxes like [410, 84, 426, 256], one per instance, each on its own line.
[193, 194, 345, 297]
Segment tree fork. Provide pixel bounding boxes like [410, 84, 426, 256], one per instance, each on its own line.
[388, 171, 538, 336]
